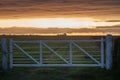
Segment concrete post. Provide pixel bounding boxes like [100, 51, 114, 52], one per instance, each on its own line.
[106, 34, 112, 70]
[1, 38, 8, 70]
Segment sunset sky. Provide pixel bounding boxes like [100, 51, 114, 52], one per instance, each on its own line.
[0, 0, 120, 28]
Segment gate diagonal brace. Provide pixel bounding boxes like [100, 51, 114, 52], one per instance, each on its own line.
[72, 42, 100, 64]
[14, 43, 39, 64]
[42, 42, 69, 64]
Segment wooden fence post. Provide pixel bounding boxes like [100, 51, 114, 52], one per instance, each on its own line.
[1, 38, 8, 70]
[106, 34, 112, 70]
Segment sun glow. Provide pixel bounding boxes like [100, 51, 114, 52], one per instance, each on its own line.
[0, 18, 119, 28]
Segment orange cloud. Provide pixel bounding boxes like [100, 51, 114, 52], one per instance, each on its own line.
[0, 0, 119, 20]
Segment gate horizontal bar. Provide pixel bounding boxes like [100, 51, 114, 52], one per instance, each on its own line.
[13, 64, 102, 67]
[13, 39, 105, 43]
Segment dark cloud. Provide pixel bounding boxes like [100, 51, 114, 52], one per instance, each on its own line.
[0, 0, 120, 19]
[105, 20, 120, 22]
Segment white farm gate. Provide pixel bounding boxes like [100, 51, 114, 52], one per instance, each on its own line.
[8, 35, 112, 70]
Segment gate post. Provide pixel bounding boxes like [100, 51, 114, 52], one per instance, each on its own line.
[69, 40, 72, 65]
[9, 39, 13, 68]
[106, 34, 112, 70]
[1, 38, 8, 70]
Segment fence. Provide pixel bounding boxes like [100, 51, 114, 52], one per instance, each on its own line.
[1, 34, 112, 70]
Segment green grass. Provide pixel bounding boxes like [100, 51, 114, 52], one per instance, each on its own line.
[0, 67, 115, 80]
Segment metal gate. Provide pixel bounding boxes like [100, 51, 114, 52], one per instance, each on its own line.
[10, 38, 106, 68]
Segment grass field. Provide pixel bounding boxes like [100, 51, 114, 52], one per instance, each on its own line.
[0, 35, 120, 80]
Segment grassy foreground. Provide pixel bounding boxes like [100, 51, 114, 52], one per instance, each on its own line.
[0, 67, 116, 80]
[0, 35, 120, 80]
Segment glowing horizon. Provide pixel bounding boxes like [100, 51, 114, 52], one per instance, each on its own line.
[0, 18, 120, 28]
